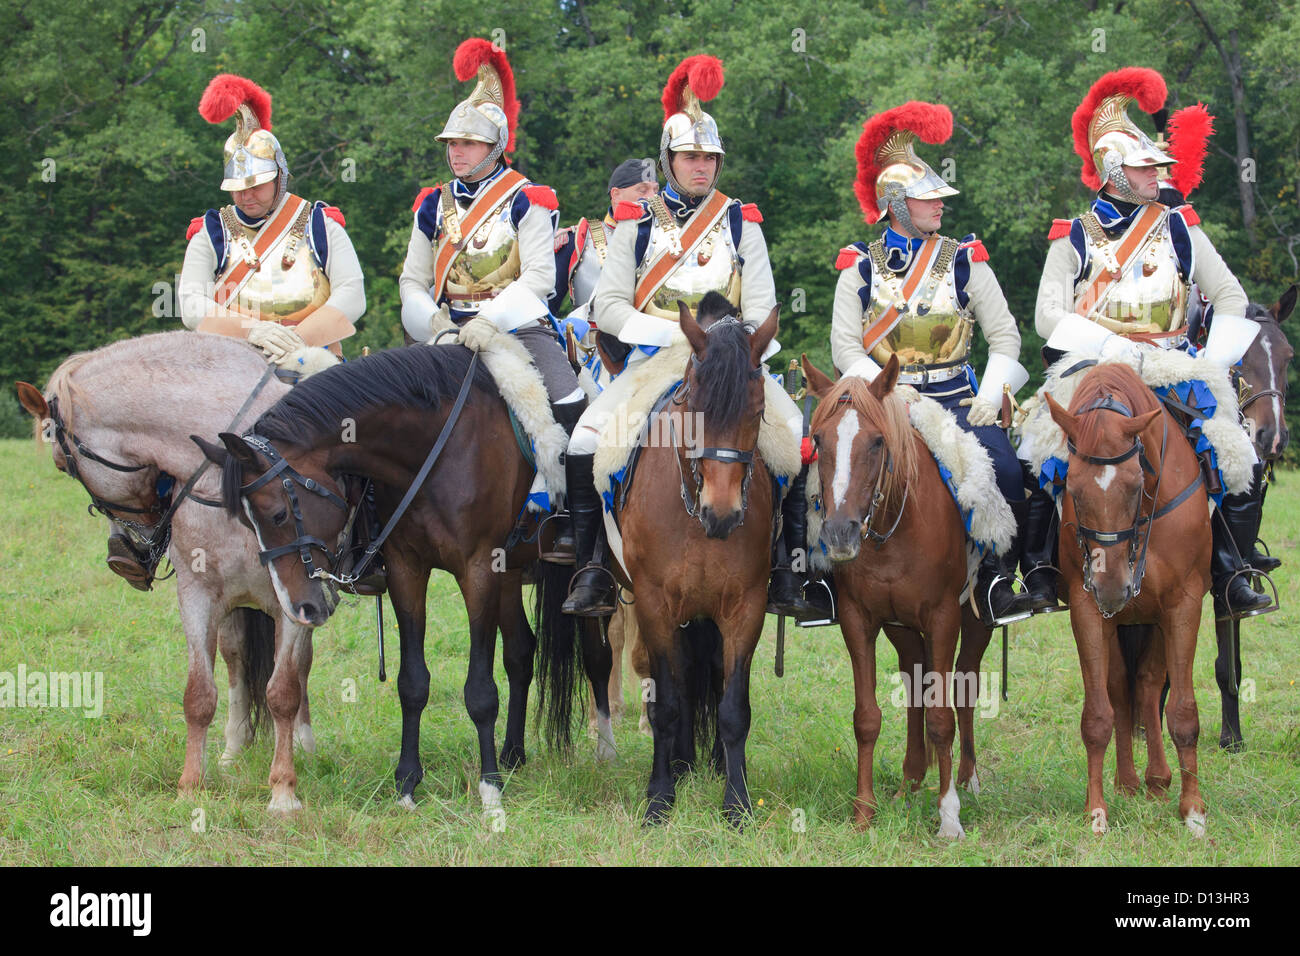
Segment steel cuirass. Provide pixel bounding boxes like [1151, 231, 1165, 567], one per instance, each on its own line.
[1077, 211, 1189, 336]
[636, 207, 741, 321]
[440, 193, 522, 314]
[220, 205, 330, 322]
[863, 237, 973, 368]
[569, 224, 608, 308]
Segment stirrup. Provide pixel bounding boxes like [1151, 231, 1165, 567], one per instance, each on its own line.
[537, 511, 576, 565]
[1252, 537, 1282, 573]
[562, 564, 617, 617]
[794, 578, 837, 628]
[1214, 568, 1279, 622]
[976, 573, 1034, 627]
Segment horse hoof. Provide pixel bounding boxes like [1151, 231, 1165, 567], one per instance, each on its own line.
[937, 819, 966, 840]
[478, 780, 504, 812]
[397, 794, 417, 811]
[1185, 810, 1207, 839]
[217, 751, 238, 770]
[594, 716, 617, 763]
[267, 792, 302, 813]
[963, 771, 981, 796]
[1219, 734, 1245, 753]
[643, 797, 672, 826]
[499, 746, 526, 770]
[294, 724, 317, 754]
[1090, 807, 1108, 834]
[723, 804, 751, 831]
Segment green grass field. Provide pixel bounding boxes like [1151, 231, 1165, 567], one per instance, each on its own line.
[1, 437, 1297, 866]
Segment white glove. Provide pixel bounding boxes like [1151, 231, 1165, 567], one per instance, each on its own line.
[278, 346, 340, 380]
[961, 395, 1000, 427]
[248, 322, 306, 360]
[457, 316, 499, 352]
[893, 384, 920, 405]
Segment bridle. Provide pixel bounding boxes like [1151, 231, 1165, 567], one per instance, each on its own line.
[669, 317, 763, 525]
[1066, 393, 1204, 616]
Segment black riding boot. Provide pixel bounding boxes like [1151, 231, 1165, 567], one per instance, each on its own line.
[1212, 485, 1271, 617]
[975, 499, 1033, 626]
[1019, 487, 1061, 610]
[767, 466, 821, 621]
[560, 452, 616, 617]
[1248, 462, 1281, 573]
[548, 400, 587, 564]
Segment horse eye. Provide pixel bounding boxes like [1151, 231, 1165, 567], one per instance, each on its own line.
[871, 435, 884, 449]
[272, 509, 288, 527]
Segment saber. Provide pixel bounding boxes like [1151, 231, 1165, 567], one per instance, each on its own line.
[376, 595, 387, 682]
[775, 614, 785, 678]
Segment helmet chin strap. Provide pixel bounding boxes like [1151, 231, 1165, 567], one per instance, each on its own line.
[888, 195, 926, 238]
[451, 142, 504, 183]
[1105, 166, 1144, 204]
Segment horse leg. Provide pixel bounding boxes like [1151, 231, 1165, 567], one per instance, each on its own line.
[843, 600, 882, 829]
[1214, 617, 1245, 751]
[581, 618, 617, 761]
[1162, 603, 1206, 837]
[1108, 633, 1141, 796]
[178, 588, 219, 795]
[497, 571, 534, 771]
[1072, 609, 1114, 834]
[293, 628, 315, 753]
[392, 564, 433, 808]
[592, 606, 628, 732]
[883, 624, 927, 796]
[217, 611, 252, 767]
[717, 599, 766, 829]
[953, 607, 994, 794]
[641, 611, 681, 824]
[265, 616, 306, 812]
[458, 560, 505, 814]
[926, 605, 963, 839]
[1137, 630, 1172, 794]
[671, 628, 697, 780]
[629, 612, 652, 736]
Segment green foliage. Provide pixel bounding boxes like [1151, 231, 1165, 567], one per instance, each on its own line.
[7, 0, 1297, 430]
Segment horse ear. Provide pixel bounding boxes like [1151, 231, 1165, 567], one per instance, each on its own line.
[1274, 284, 1298, 324]
[191, 434, 229, 467]
[14, 382, 48, 420]
[1121, 408, 1162, 438]
[749, 305, 780, 368]
[869, 354, 900, 401]
[801, 353, 836, 399]
[217, 432, 260, 469]
[1045, 393, 1079, 441]
[678, 300, 709, 356]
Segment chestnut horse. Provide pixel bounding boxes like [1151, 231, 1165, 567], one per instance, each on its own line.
[199, 344, 612, 815]
[803, 354, 993, 838]
[1046, 363, 1210, 837]
[611, 294, 779, 826]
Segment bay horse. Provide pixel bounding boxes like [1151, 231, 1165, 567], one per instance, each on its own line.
[611, 294, 779, 826]
[803, 354, 993, 838]
[199, 343, 612, 814]
[15, 332, 317, 811]
[1213, 283, 1294, 750]
[1046, 362, 1210, 837]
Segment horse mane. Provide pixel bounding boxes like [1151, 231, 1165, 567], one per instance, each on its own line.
[1068, 363, 1159, 454]
[690, 293, 757, 434]
[252, 344, 495, 447]
[810, 377, 918, 516]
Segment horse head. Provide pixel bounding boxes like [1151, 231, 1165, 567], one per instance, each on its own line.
[1046, 368, 1162, 617]
[677, 292, 778, 539]
[804, 353, 915, 563]
[1238, 284, 1295, 461]
[195, 432, 348, 627]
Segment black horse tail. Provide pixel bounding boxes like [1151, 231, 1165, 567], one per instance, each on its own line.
[1116, 624, 1154, 733]
[682, 619, 722, 759]
[532, 560, 584, 752]
[234, 607, 275, 740]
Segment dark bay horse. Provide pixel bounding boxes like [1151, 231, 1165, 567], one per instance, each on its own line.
[803, 354, 992, 838]
[611, 294, 779, 826]
[1213, 283, 1294, 750]
[198, 344, 611, 814]
[1046, 363, 1210, 837]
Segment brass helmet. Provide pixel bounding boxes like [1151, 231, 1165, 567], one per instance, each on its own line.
[437, 38, 519, 180]
[659, 55, 726, 195]
[198, 74, 287, 195]
[1073, 67, 1175, 200]
[854, 101, 958, 231]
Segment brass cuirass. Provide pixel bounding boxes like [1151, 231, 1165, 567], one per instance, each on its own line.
[223, 206, 330, 322]
[638, 212, 742, 321]
[1077, 213, 1189, 336]
[442, 195, 522, 313]
[864, 238, 973, 368]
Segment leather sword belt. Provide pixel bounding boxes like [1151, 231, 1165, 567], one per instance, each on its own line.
[896, 361, 967, 386]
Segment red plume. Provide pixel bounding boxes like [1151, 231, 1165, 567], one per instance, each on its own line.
[198, 74, 272, 131]
[853, 101, 953, 224]
[1072, 67, 1167, 190]
[661, 55, 725, 121]
[1167, 103, 1213, 198]
[452, 38, 519, 152]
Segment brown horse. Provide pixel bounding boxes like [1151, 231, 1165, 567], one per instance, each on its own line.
[803, 354, 993, 837]
[611, 293, 778, 826]
[1046, 363, 1210, 837]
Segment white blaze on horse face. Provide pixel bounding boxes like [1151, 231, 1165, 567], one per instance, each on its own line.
[832, 410, 861, 509]
[1094, 464, 1117, 491]
[243, 499, 298, 622]
[1262, 338, 1282, 454]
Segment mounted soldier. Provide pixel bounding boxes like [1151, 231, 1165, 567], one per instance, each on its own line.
[1030, 66, 1270, 618]
[830, 101, 1033, 626]
[562, 54, 806, 618]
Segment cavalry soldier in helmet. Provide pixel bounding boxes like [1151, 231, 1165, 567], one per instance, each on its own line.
[179, 74, 365, 376]
[1032, 67, 1270, 618]
[400, 38, 586, 423]
[562, 54, 806, 618]
[829, 101, 1034, 626]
